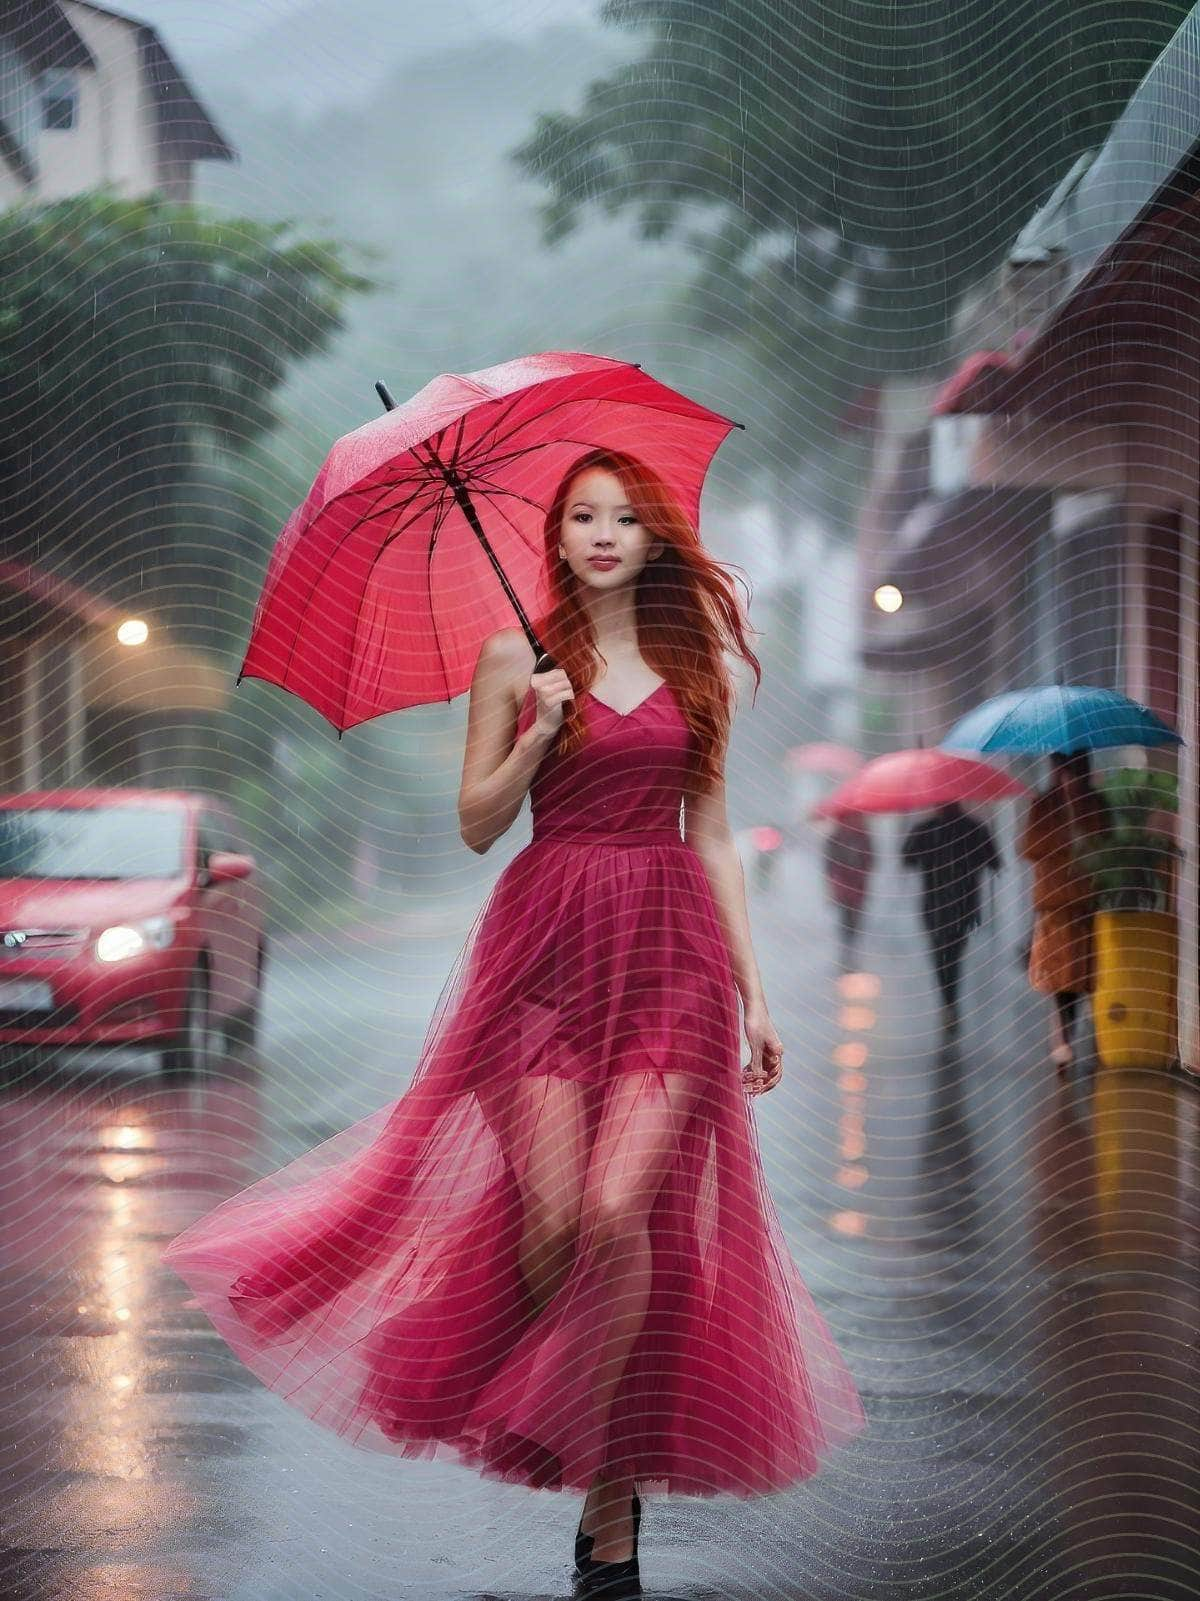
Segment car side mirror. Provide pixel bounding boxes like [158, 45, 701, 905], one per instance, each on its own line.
[205, 851, 255, 885]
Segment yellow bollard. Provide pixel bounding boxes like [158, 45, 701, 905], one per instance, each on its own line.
[1093, 910, 1178, 1069]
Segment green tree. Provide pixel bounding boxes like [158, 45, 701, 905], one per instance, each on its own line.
[0, 193, 373, 647]
[513, 0, 1191, 466]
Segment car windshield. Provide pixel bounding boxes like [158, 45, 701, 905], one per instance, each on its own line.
[0, 807, 186, 881]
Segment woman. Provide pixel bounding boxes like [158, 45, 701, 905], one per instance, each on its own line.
[823, 812, 874, 971]
[1019, 751, 1109, 1073]
[900, 802, 1001, 1036]
[162, 447, 864, 1598]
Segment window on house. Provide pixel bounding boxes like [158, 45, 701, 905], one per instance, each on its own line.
[40, 71, 78, 131]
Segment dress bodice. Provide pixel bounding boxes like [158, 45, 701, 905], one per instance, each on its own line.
[515, 682, 696, 843]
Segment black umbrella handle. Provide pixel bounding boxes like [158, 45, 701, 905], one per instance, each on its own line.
[375, 379, 556, 679]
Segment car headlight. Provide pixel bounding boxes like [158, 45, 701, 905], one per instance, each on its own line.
[95, 916, 175, 963]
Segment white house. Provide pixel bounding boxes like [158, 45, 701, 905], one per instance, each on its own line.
[0, 2, 236, 789]
[0, 0, 232, 207]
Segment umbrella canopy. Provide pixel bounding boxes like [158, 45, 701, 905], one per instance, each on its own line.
[941, 685, 1182, 755]
[240, 351, 740, 731]
[812, 748, 1029, 819]
[785, 742, 864, 779]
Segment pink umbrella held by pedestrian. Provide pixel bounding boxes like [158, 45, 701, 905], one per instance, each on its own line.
[163, 389, 866, 1594]
[813, 747, 1029, 819]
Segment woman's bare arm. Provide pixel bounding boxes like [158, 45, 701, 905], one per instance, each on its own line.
[683, 770, 766, 1010]
[457, 630, 558, 854]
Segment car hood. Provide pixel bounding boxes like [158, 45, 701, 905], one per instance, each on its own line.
[0, 879, 188, 931]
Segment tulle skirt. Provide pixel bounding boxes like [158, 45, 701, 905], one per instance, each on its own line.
[162, 831, 865, 1496]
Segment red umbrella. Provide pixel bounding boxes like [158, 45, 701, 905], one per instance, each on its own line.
[785, 742, 864, 780]
[811, 748, 1029, 819]
[239, 351, 741, 731]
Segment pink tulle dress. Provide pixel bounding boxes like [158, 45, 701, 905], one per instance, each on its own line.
[162, 680, 865, 1497]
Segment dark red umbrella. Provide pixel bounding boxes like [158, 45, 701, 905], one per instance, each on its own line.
[811, 748, 1029, 819]
[239, 351, 741, 731]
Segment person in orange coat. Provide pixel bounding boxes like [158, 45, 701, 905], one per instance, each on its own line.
[1019, 751, 1111, 1073]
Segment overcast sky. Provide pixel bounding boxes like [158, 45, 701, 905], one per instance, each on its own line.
[136, 0, 608, 116]
[144, 0, 602, 79]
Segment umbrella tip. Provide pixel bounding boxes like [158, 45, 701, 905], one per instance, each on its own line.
[375, 380, 397, 411]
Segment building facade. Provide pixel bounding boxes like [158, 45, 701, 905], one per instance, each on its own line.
[858, 4, 1200, 1073]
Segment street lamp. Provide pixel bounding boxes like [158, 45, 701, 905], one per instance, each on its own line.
[116, 618, 149, 647]
[873, 584, 903, 614]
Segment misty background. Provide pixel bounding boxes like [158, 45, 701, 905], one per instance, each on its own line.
[8, 0, 1173, 929]
[157, 0, 817, 922]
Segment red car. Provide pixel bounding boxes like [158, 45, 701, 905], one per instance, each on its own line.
[0, 790, 265, 1076]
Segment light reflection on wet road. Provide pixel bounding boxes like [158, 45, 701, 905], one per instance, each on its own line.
[1, 862, 1198, 1600]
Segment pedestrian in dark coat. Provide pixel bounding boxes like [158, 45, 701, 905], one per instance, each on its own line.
[901, 802, 1002, 1034]
[823, 812, 873, 970]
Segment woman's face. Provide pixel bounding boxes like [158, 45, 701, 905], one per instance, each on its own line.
[557, 467, 663, 588]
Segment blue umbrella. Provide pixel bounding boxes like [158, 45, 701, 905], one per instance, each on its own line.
[941, 685, 1182, 755]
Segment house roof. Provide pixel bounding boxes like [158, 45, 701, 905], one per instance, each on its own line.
[0, 116, 36, 186]
[60, 1, 235, 162]
[938, 2, 1200, 417]
[136, 28, 235, 162]
[938, 145, 1200, 417]
[0, 558, 119, 627]
[1016, 6, 1200, 293]
[0, 560, 231, 713]
[3, 0, 95, 73]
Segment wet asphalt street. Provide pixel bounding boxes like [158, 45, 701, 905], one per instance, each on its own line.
[1, 844, 1198, 1601]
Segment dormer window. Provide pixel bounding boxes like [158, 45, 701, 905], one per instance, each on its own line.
[41, 70, 78, 131]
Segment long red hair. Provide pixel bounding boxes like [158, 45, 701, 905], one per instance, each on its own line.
[532, 448, 761, 794]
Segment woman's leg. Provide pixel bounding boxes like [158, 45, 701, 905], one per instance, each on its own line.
[1052, 990, 1081, 1066]
[839, 901, 862, 966]
[575, 1068, 707, 1557]
[1055, 991, 1081, 1042]
[474, 1071, 593, 1315]
[835, 902, 849, 966]
[927, 923, 952, 1006]
[929, 923, 968, 1027]
[945, 931, 969, 1013]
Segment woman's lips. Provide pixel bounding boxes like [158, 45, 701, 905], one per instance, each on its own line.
[588, 557, 620, 569]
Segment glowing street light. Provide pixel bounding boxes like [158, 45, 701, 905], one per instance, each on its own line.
[873, 584, 903, 614]
[116, 618, 149, 647]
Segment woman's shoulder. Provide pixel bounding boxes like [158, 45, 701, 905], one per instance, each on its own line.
[476, 627, 536, 713]
[478, 625, 534, 671]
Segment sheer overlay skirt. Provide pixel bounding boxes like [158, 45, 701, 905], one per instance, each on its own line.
[162, 838, 865, 1495]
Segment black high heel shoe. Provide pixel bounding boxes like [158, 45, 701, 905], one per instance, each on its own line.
[573, 1489, 642, 1597]
[575, 1490, 641, 1567]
